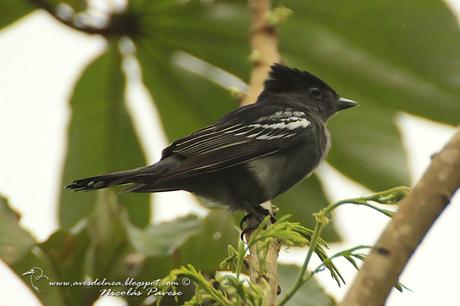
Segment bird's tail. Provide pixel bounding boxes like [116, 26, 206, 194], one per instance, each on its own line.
[65, 164, 161, 191]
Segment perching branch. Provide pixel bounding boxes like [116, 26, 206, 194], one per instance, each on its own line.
[339, 127, 460, 306]
[242, 1, 280, 305]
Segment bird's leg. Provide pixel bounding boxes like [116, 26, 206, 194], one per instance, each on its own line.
[242, 203, 274, 225]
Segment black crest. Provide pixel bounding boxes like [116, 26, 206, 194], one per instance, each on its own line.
[264, 63, 333, 93]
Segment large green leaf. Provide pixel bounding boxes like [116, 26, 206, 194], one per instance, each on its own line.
[279, 0, 460, 125]
[0, 196, 65, 306]
[126, 214, 202, 257]
[117, 214, 202, 306]
[39, 229, 93, 306]
[273, 175, 339, 242]
[327, 104, 409, 191]
[0, 196, 35, 265]
[277, 0, 460, 189]
[136, 44, 237, 141]
[85, 190, 128, 279]
[47, 190, 179, 306]
[178, 209, 239, 272]
[124, 209, 239, 273]
[13, 249, 67, 306]
[1, 193, 192, 306]
[35, 191, 131, 306]
[59, 45, 150, 229]
[277, 264, 334, 306]
[0, 194, 126, 306]
[132, 0, 250, 79]
[278, 2, 432, 189]
[0, 0, 35, 30]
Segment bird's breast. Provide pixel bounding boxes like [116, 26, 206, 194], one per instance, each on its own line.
[247, 127, 330, 200]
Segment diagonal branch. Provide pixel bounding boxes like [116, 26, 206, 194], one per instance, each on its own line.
[339, 127, 460, 306]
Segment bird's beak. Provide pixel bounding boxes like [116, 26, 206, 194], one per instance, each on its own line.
[336, 97, 358, 111]
[22, 269, 34, 276]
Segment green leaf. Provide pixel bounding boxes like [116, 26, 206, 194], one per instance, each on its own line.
[132, 0, 251, 79]
[126, 215, 202, 257]
[124, 209, 239, 274]
[0, 0, 35, 30]
[13, 250, 67, 306]
[273, 175, 340, 242]
[136, 45, 237, 141]
[85, 190, 128, 279]
[277, 264, 334, 306]
[279, 2, 422, 190]
[0, 195, 65, 306]
[39, 229, 93, 306]
[280, 0, 460, 125]
[40, 230, 90, 280]
[327, 104, 410, 191]
[59, 44, 150, 229]
[178, 209, 239, 272]
[0, 196, 35, 265]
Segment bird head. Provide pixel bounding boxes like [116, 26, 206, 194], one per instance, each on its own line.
[260, 63, 357, 120]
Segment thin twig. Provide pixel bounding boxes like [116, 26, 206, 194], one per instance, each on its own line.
[339, 127, 460, 306]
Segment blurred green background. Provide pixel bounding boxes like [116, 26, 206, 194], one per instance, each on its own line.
[1, 0, 459, 305]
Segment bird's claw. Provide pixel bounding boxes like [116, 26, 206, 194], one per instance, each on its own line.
[239, 212, 253, 230]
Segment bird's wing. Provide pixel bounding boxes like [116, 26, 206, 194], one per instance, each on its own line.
[158, 105, 315, 181]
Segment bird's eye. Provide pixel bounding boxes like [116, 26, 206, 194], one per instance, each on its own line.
[309, 87, 321, 99]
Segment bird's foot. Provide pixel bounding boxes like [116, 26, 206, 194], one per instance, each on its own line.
[240, 221, 259, 241]
[239, 205, 277, 241]
[254, 205, 277, 224]
[239, 212, 254, 230]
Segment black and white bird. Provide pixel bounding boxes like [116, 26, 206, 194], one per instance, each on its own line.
[66, 64, 357, 219]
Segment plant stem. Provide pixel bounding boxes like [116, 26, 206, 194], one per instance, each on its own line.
[278, 220, 325, 306]
[236, 241, 248, 279]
